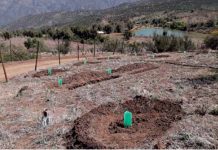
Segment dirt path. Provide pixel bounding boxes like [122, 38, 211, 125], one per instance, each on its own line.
[0, 55, 83, 81]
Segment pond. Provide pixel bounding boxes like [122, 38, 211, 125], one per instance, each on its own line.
[134, 27, 185, 37]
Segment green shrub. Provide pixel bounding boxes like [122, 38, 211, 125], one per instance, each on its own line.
[127, 21, 134, 30]
[152, 33, 195, 53]
[103, 25, 113, 34]
[128, 42, 142, 54]
[59, 40, 71, 54]
[115, 24, 122, 33]
[1, 31, 12, 40]
[209, 105, 218, 116]
[144, 42, 157, 52]
[123, 30, 132, 40]
[204, 36, 218, 50]
[24, 38, 38, 49]
[170, 21, 187, 31]
[3, 51, 35, 62]
[24, 38, 48, 52]
[102, 40, 119, 52]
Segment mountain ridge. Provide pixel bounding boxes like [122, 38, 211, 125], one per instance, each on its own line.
[0, 0, 137, 26]
[4, 0, 218, 30]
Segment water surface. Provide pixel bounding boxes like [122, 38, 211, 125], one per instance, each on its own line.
[134, 28, 185, 37]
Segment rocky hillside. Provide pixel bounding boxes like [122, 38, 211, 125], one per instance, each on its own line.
[4, 0, 218, 30]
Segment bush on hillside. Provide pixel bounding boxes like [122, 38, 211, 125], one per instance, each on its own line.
[115, 24, 122, 33]
[103, 25, 113, 34]
[123, 30, 132, 40]
[59, 40, 71, 54]
[102, 39, 119, 52]
[24, 38, 48, 52]
[149, 33, 195, 53]
[170, 21, 187, 31]
[204, 36, 218, 50]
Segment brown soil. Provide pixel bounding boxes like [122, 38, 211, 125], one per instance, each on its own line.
[32, 69, 67, 78]
[53, 71, 120, 90]
[114, 63, 158, 74]
[155, 54, 170, 58]
[74, 61, 101, 66]
[64, 96, 184, 149]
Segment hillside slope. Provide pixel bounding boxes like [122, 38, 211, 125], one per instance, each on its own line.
[4, 0, 218, 30]
[0, 0, 137, 26]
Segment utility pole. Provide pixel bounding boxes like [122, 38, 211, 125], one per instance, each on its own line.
[0, 49, 8, 82]
[35, 41, 40, 71]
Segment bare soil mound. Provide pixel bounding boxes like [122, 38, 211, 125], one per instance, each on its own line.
[64, 96, 184, 149]
[114, 63, 158, 74]
[53, 71, 120, 90]
[32, 69, 66, 78]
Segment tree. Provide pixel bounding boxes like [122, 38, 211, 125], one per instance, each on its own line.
[2, 31, 13, 61]
[24, 38, 38, 50]
[2, 32, 12, 40]
[115, 24, 122, 33]
[103, 25, 113, 34]
[123, 30, 132, 40]
[204, 36, 218, 50]
[59, 40, 71, 54]
[52, 29, 63, 65]
[205, 20, 215, 28]
[127, 21, 134, 30]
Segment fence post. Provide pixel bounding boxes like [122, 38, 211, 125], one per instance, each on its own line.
[122, 39, 124, 54]
[113, 40, 118, 55]
[35, 41, 40, 71]
[83, 42, 85, 53]
[10, 39, 12, 61]
[0, 49, 8, 82]
[77, 43, 80, 61]
[94, 38, 96, 57]
[58, 39, 61, 65]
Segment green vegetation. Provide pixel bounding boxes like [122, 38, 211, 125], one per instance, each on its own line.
[204, 36, 218, 50]
[209, 106, 218, 116]
[59, 40, 71, 55]
[5, 0, 218, 30]
[1, 31, 12, 40]
[2, 51, 35, 62]
[24, 38, 48, 52]
[103, 25, 113, 34]
[0, 43, 35, 62]
[123, 30, 132, 40]
[128, 42, 143, 54]
[145, 32, 196, 53]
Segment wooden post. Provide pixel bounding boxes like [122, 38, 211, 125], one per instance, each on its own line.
[58, 39, 61, 65]
[94, 38, 96, 57]
[35, 41, 40, 71]
[83, 42, 85, 53]
[0, 49, 8, 82]
[77, 43, 80, 61]
[102, 41, 105, 54]
[10, 39, 12, 61]
[122, 39, 124, 54]
[113, 40, 118, 55]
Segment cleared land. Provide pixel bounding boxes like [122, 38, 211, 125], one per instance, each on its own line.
[0, 51, 217, 149]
